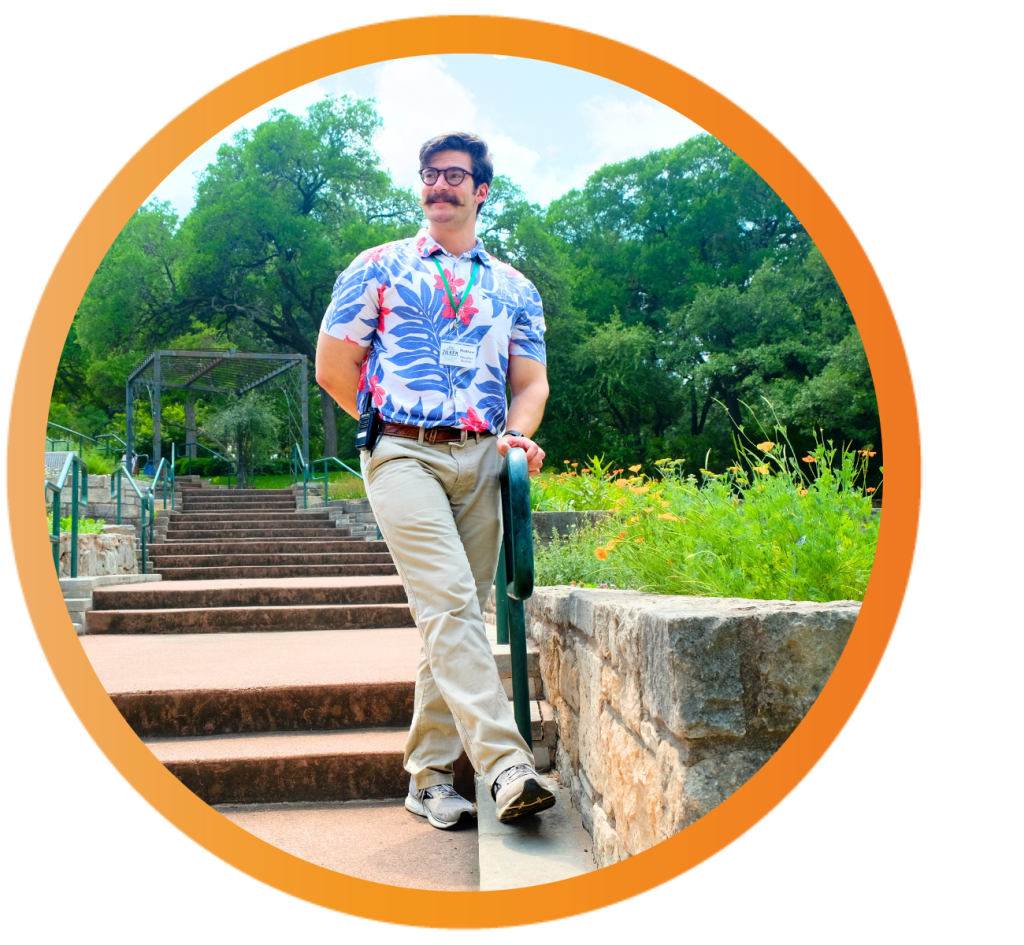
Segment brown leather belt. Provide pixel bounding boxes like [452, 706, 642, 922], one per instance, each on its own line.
[381, 421, 492, 444]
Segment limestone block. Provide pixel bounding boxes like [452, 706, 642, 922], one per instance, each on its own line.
[590, 804, 629, 868]
[752, 605, 858, 732]
[58, 531, 137, 577]
[678, 749, 773, 828]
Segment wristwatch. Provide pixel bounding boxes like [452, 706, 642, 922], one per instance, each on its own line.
[500, 430, 525, 438]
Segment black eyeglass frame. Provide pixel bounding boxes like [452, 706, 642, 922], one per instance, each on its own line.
[419, 166, 476, 186]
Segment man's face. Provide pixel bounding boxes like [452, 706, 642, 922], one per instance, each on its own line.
[420, 149, 487, 229]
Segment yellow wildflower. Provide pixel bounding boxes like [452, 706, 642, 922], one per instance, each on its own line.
[629, 464, 642, 472]
[615, 479, 629, 488]
[629, 516, 638, 524]
[753, 464, 770, 475]
[798, 488, 809, 497]
[662, 500, 670, 508]
[643, 507, 653, 513]
[658, 513, 680, 522]
[615, 497, 628, 505]
[629, 485, 649, 495]
[756, 441, 775, 452]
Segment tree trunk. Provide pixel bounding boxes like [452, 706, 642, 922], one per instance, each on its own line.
[320, 386, 338, 459]
[184, 399, 197, 462]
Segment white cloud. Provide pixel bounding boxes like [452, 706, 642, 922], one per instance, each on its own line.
[581, 95, 705, 167]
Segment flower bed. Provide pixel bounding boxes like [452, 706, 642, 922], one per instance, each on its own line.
[534, 441, 880, 603]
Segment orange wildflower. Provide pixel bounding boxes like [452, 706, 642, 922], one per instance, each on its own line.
[798, 488, 809, 497]
[658, 513, 680, 522]
[662, 500, 671, 508]
[615, 479, 629, 488]
[859, 450, 877, 457]
[753, 464, 770, 474]
[866, 486, 876, 493]
[629, 464, 642, 472]
[633, 537, 645, 544]
[643, 507, 653, 513]
[594, 547, 608, 560]
[629, 516, 638, 524]
[629, 485, 649, 495]
[801, 456, 816, 463]
[571, 462, 578, 467]
[618, 531, 627, 538]
[756, 441, 775, 452]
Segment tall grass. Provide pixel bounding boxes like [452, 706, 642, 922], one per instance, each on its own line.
[534, 413, 880, 603]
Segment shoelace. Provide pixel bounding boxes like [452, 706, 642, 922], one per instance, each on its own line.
[494, 764, 534, 792]
[424, 783, 460, 799]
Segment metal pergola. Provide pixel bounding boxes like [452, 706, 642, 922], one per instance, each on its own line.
[126, 349, 309, 467]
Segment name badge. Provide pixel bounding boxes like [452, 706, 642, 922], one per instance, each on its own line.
[439, 341, 477, 367]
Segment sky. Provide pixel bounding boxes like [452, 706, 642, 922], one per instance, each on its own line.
[148, 54, 706, 218]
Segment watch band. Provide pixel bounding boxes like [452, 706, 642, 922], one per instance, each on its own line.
[501, 430, 525, 438]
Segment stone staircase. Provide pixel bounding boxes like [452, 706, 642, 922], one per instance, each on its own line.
[78, 484, 571, 889]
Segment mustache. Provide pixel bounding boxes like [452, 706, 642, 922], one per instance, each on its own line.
[426, 193, 461, 205]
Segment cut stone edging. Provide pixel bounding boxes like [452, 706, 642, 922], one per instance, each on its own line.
[525, 586, 859, 867]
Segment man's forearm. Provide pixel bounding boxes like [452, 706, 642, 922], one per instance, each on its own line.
[505, 377, 549, 438]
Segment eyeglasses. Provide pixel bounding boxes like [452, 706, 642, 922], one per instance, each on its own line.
[419, 166, 474, 186]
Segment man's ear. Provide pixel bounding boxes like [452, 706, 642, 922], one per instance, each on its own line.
[475, 180, 489, 209]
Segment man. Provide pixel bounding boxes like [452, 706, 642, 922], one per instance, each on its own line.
[315, 131, 555, 828]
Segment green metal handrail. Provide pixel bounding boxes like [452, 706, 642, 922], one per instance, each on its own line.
[114, 463, 151, 574]
[45, 453, 89, 577]
[290, 443, 311, 509]
[46, 422, 96, 455]
[493, 447, 535, 748]
[173, 442, 238, 488]
[310, 455, 363, 505]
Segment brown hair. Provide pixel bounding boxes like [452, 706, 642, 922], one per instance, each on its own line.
[418, 131, 494, 217]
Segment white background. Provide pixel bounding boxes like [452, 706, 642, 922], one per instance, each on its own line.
[3, 2, 1019, 940]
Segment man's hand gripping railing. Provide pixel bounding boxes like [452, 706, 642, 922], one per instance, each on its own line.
[45, 453, 89, 577]
[493, 446, 535, 748]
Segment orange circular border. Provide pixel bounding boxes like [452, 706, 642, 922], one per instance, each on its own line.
[8, 16, 919, 928]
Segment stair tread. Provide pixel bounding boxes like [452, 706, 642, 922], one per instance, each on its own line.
[145, 726, 409, 762]
[215, 799, 478, 891]
[82, 626, 423, 693]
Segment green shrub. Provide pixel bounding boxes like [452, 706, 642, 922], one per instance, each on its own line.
[46, 516, 106, 534]
[81, 448, 116, 475]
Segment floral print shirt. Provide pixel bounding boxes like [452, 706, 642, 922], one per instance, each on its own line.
[320, 229, 546, 433]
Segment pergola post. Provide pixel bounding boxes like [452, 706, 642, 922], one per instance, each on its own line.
[152, 353, 162, 466]
[126, 382, 134, 471]
[300, 356, 310, 465]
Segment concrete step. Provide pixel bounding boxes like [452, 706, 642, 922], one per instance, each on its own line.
[172, 511, 327, 522]
[91, 575, 407, 609]
[182, 499, 299, 508]
[154, 539, 380, 555]
[215, 799, 479, 890]
[476, 777, 594, 889]
[147, 728, 410, 804]
[164, 528, 351, 540]
[154, 563, 398, 581]
[83, 627, 422, 734]
[86, 600, 413, 634]
[148, 552, 393, 568]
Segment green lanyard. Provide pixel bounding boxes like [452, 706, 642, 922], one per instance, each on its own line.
[432, 257, 480, 328]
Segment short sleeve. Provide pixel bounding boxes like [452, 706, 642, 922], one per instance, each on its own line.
[320, 253, 384, 346]
[509, 278, 547, 365]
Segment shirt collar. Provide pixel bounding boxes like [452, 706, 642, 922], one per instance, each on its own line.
[415, 229, 492, 266]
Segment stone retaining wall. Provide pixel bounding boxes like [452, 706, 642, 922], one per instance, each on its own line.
[525, 587, 858, 867]
[58, 525, 137, 577]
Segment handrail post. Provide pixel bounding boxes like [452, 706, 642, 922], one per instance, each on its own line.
[116, 468, 121, 524]
[494, 543, 510, 645]
[70, 462, 79, 578]
[50, 483, 61, 573]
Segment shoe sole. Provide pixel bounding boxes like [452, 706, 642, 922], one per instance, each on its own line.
[405, 793, 477, 830]
[495, 777, 556, 823]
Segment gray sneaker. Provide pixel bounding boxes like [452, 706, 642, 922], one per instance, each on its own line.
[491, 764, 556, 823]
[405, 779, 477, 830]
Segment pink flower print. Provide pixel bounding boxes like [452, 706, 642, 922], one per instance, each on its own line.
[362, 243, 388, 262]
[433, 268, 465, 296]
[507, 265, 522, 278]
[376, 284, 391, 333]
[459, 405, 490, 433]
[357, 359, 368, 393]
[342, 335, 360, 345]
[367, 374, 385, 408]
[416, 236, 427, 252]
[457, 293, 478, 326]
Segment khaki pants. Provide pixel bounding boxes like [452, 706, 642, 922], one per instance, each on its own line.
[361, 432, 534, 792]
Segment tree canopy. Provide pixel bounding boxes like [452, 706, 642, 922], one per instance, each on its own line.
[52, 95, 880, 479]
